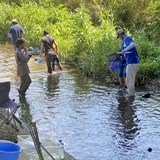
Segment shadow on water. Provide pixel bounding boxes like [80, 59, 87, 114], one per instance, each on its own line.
[18, 97, 33, 124]
[116, 93, 139, 148]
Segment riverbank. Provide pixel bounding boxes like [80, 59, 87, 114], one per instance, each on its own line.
[0, 113, 76, 160]
[143, 78, 160, 91]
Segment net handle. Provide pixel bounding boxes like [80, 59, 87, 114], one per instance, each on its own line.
[116, 52, 131, 54]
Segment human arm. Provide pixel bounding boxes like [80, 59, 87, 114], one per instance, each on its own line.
[121, 37, 136, 55]
[39, 42, 44, 57]
[16, 50, 30, 63]
[8, 33, 11, 38]
[8, 27, 12, 37]
[22, 32, 25, 37]
[20, 26, 25, 37]
[121, 42, 136, 55]
[123, 42, 136, 52]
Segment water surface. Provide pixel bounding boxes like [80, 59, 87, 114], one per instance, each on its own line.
[1, 44, 160, 160]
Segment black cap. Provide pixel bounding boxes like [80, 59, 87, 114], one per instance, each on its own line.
[44, 30, 49, 35]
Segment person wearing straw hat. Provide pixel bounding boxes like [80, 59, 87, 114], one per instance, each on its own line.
[117, 29, 139, 96]
[8, 19, 25, 51]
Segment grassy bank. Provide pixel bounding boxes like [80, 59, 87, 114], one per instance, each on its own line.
[0, 1, 160, 84]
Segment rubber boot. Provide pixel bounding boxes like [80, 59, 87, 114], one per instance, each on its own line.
[24, 86, 29, 93]
[48, 67, 52, 74]
[52, 63, 55, 71]
[18, 90, 26, 98]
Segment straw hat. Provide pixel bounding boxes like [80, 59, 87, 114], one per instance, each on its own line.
[11, 19, 18, 23]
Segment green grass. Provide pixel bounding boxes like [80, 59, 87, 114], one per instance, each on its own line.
[0, 1, 160, 84]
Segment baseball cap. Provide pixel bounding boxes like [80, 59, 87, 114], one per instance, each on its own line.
[117, 29, 125, 39]
[44, 30, 49, 35]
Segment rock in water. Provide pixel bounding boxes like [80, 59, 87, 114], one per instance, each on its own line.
[142, 93, 151, 98]
[148, 148, 152, 152]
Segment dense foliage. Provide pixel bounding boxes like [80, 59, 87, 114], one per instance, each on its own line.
[0, 0, 160, 84]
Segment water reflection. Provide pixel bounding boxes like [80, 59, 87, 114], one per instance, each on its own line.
[45, 75, 60, 98]
[2, 44, 160, 160]
[117, 93, 139, 149]
[18, 97, 33, 124]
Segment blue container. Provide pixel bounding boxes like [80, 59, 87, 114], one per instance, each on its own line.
[0, 142, 21, 160]
[38, 59, 43, 64]
[23, 51, 29, 55]
[10, 34, 13, 41]
[33, 47, 39, 55]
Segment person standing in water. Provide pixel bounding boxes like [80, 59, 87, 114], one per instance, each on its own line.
[39, 30, 62, 74]
[117, 29, 139, 96]
[15, 38, 32, 97]
[8, 19, 25, 51]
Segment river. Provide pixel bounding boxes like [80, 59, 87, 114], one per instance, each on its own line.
[1, 44, 160, 160]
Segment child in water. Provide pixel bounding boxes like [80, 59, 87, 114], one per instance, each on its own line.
[15, 38, 32, 97]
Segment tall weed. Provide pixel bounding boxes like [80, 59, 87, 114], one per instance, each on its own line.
[0, 1, 160, 83]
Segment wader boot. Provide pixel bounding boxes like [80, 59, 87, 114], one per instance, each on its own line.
[24, 86, 29, 93]
[52, 63, 55, 71]
[48, 67, 52, 74]
[18, 90, 25, 98]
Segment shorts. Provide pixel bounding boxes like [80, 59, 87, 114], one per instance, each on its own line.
[118, 63, 126, 77]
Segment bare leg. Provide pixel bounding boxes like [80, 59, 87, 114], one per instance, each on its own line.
[119, 77, 123, 86]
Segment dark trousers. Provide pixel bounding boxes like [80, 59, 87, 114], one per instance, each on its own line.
[45, 54, 62, 73]
[20, 73, 32, 91]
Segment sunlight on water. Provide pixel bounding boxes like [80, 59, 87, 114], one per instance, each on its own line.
[1, 44, 160, 160]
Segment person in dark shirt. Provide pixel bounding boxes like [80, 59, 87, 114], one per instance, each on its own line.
[8, 19, 25, 51]
[39, 30, 62, 74]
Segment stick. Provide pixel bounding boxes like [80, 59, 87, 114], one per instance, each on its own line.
[29, 124, 44, 160]
[12, 115, 55, 160]
[22, 38, 30, 43]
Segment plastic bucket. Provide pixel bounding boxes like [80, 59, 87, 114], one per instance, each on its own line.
[0, 140, 14, 144]
[0, 142, 21, 160]
[33, 47, 39, 55]
[38, 59, 43, 64]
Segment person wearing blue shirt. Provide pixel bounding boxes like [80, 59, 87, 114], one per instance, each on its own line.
[8, 19, 25, 51]
[117, 29, 139, 96]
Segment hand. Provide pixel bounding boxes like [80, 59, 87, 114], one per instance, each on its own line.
[121, 51, 125, 55]
[24, 46, 27, 52]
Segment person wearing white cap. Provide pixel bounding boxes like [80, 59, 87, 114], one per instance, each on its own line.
[8, 19, 25, 51]
[117, 29, 139, 96]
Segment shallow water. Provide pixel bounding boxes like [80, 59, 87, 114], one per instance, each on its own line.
[1, 44, 160, 160]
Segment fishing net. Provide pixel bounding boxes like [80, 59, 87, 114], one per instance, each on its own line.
[106, 53, 123, 71]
